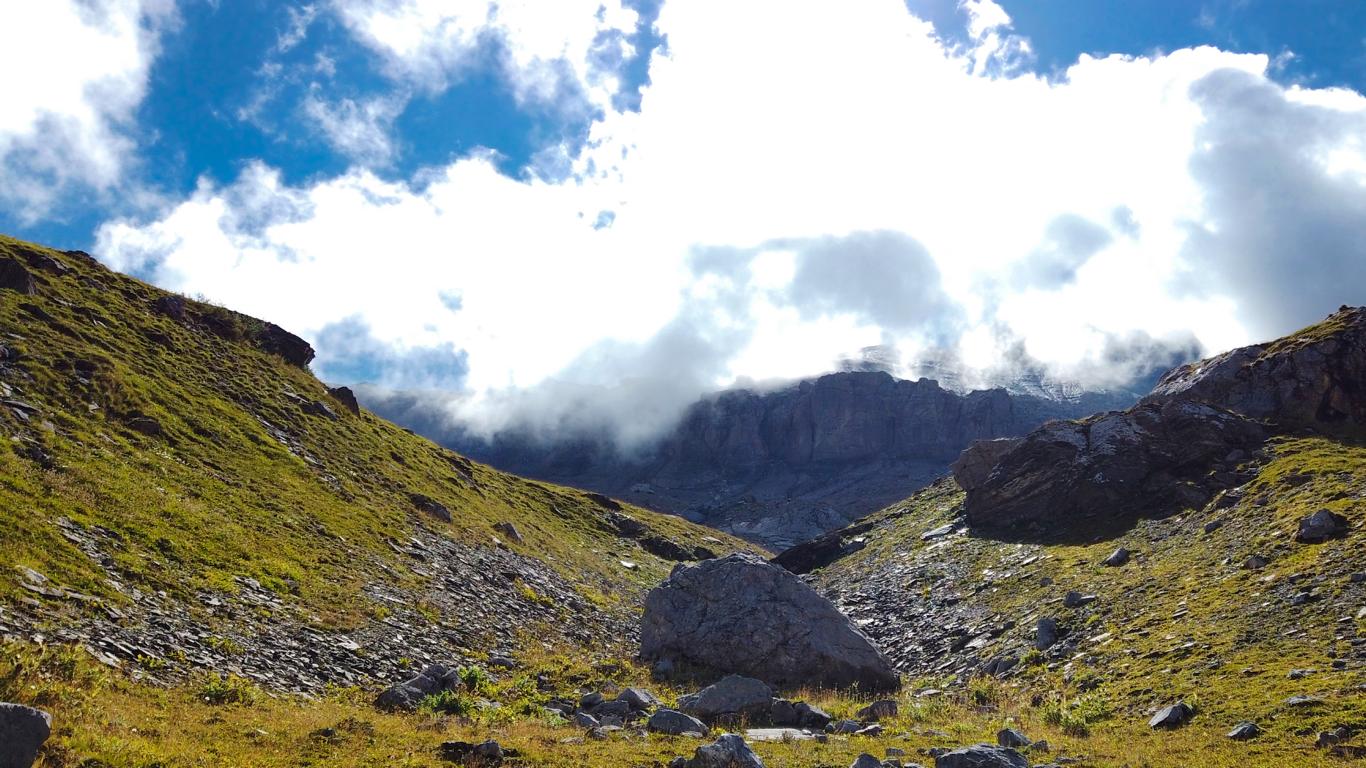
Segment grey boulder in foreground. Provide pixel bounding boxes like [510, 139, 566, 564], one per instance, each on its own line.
[0, 703, 52, 768]
[641, 553, 900, 691]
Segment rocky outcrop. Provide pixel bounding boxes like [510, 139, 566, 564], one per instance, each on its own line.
[961, 400, 1264, 532]
[933, 744, 1029, 768]
[447, 372, 1137, 549]
[0, 258, 36, 295]
[640, 554, 899, 691]
[959, 307, 1366, 534]
[950, 437, 1023, 493]
[0, 703, 51, 768]
[1146, 306, 1366, 436]
[670, 734, 765, 768]
[255, 322, 316, 368]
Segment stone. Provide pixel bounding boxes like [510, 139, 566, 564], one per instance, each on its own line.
[933, 744, 1029, 768]
[0, 258, 36, 295]
[851, 755, 884, 768]
[1035, 617, 1058, 650]
[411, 494, 453, 523]
[854, 723, 883, 737]
[493, 521, 524, 544]
[1244, 555, 1269, 570]
[996, 728, 1031, 748]
[327, 386, 361, 416]
[677, 676, 774, 720]
[375, 665, 459, 712]
[127, 416, 163, 437]
[857, 699, 898, 722]
[641, 554, 899, 691]
[827, 719, 861, 734]
[1102, 548, 1130, 567]
[617, 687, 660, 711]
[1063, 591, 1096, 609]
[795, 701, 832, 729]
[579, 692, 606, 709]
[1227, 721, 1260, 740]
[1295, 510, 1349, 543]
[1204, 519, 1224, 533]
[1149, 702, 1193, 729]
[649, 709, 709, 736]
[1285, 695, 1321, 708]
[0, 703, 51, 768]
[678, 733, 765, 768]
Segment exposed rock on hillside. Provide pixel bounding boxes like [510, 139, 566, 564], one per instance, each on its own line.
[640, 554, 899, 691]
[0, 703, 51, 768]
[447, 372, 1139, 549]
[958, 306, 1365, 534]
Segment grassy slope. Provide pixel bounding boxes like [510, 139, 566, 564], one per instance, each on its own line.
[0, 233, 748, 635]
[811, 436, 1366, 762]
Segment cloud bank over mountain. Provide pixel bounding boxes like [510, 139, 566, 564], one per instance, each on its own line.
[70, 0, 1366, 448]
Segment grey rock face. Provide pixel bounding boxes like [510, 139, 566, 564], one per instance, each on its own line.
[1102, 547, 1130, 567]
[410, 494, 452, 523]
[677, 675, 774, 720]
[642, 555, 899, 691]
[996, 728, 1031, 748]
[961, 400, 1265, 532]
[617, 687, 661, 711]
[933, 744, 1029, 768]
[850, 755, 884, 768]
[1146, 305, 1366, 436]
[0, 258, 37, 295]
[649, 709, 709, 735]
[0, 703, 52, 768]
[679, 733, 765, 768]
[327, 386, 361, 415]
[951, 437, 1024, 493]
[451, 371, 1130, 549]
[958, 306, 1366, 533]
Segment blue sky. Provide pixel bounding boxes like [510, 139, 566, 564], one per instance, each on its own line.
[2, 0, 1365, 445]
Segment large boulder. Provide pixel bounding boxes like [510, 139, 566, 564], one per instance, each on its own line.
[641, 554, 900, 691]
[0, 703, 51, 768]
[951, 437, 1023, 493]
[254, 322, 316, 368]
[648, 709, 708, 735]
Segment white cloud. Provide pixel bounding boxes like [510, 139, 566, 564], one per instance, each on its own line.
[302, 90, 406, 165]
[96, 0, 1366, 445]
[0, 0, 176, 219]
[331, 0, 638, 113]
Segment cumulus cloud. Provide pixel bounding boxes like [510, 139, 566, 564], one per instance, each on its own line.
[302, 90, 405, 165]
[0, 0, 176, 219]
[93, 0, 1366, 451]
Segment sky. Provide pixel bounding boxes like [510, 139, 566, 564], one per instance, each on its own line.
[2, 0, 1365, 449]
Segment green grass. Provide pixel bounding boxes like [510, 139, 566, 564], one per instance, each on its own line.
[0, 233, 751, 639]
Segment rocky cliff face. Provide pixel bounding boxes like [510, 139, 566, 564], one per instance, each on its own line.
[956, 306, 1366, 535]
[462, 372, 1138, 549]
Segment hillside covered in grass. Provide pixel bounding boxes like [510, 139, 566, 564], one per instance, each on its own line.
[0, 233, 751, 694]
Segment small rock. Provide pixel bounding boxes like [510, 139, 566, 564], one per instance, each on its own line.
[857, 699, 898, 722]
[572, 712, 600, 728]
[493, 521, 524, 544]
[1287, 669, 1316, 680]
[1296, 510, 1349, 543]
[1285, 695, 1321, 708]
[1035, 617, 1058, 650]
[617, 687, 661, 711]
[996, 728, 1030, 748]
[410, 494, 452, 523]
[1243, 555, 1269, 570]
[649, 709, 709, 736]
[677, 733, 765, 768]
[1063, 591, 1096, 609]
[851, 755, 884, 768]
[579, 692, 606, 709]
[933, 744, 1029, 768]
[1102, 547, 1130, 567]
[826, 719, 861, 734]
[127, 416, 163, 437]
[1227, 721, 1260, 740]
[327, 386, 361, 415]
[1148, 701, 1193, 729]
[854, 723, 883, 737]
[1204, 519, 1224, 533]
[0, 703, 51, 768]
